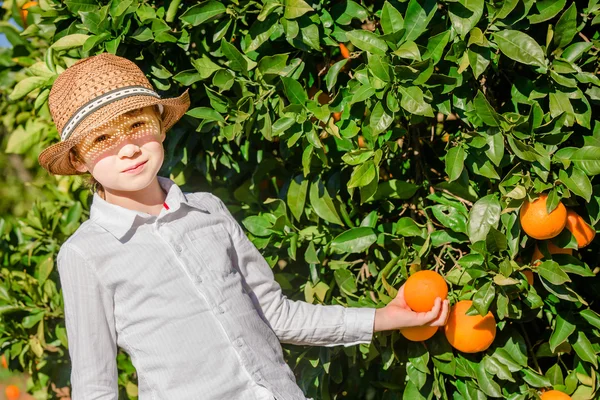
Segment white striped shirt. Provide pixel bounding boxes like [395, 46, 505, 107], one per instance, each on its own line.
[57, 176, 376, 399]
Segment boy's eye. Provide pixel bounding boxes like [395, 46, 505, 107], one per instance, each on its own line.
[131, 121, 145, 130]
[94, 134, 108, 144]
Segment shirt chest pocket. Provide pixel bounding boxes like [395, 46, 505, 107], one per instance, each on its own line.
[185, 224, 236, 276]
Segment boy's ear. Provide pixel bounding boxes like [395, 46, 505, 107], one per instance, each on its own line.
[69, 150, 89, 173]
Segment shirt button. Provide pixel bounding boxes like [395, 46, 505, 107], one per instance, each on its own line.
[195, 275, 203, 283]
[175, 245, 183, 253]
[234, 339, 243, 347]
[217, 306, 225, 314]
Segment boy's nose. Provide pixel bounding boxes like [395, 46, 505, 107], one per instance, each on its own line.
[118, 142, 141, 158]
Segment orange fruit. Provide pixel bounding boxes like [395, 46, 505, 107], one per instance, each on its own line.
[400, 325, 438, 342]
[5, 385, 20, 400]
[444, 300, 496, 353]
[1, 354, 7, 369]
[339, 43, 350, 59]
[404, 270, 448, 312]
[357, 135, 366, 148]
[20, 1, 37, 25]
[540, 390, 572, 400]
[523, 270, 534, 285]
[565, 209, 595, 248]
[531, 242, 573, 264]
[519, 194, 567, 240]
[332, 112, 341, 122]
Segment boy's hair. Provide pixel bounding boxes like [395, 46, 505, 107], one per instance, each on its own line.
[69, 105, 162, 200]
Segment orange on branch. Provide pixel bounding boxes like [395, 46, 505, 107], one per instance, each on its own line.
[565, 209, 595, 248]
[523, 270, 534, 285]
[339, 43, 350, 59]
[400, 325, 438, 342]
[531, 242, 573, 264]
[519, 194, 567, 240]
[404, 270, 448, 312]
[540, 390, 572, 400]
[5, 385, 20, 400]
[444, 300, 496, 353]
[20, 1, 37, 23]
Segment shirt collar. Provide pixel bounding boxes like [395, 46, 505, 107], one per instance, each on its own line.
[89, 176, 207, 240]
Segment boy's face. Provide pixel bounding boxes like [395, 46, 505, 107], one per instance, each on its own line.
[70, 106, 166, 193]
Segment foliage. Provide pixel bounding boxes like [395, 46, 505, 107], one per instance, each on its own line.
[1, 0, 600, 398]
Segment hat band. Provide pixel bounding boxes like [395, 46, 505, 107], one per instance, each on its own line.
[60, 85, 161, 141]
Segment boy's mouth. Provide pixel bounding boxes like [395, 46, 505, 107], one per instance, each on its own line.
[122, 160, 147, 173]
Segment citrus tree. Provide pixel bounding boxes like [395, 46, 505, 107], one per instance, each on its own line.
[1, 0, 600, 398]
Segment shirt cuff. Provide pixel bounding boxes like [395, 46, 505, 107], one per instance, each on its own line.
[342, 307, 376, 346]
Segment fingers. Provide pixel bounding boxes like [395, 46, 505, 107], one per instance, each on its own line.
[415, 297, 443, 325]
[429, 299, 450, 327]
[396, 285, 409, 309]
[413, 297, 451, 327]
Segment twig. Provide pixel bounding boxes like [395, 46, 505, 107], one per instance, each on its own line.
[519, 322, 542, 374]
[433, 187, 474, 207]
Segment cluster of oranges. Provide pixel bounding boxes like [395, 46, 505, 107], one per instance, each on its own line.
[519, 193, 595, 283]
[398, 270, 572, 398]
[399, 270, 496, 353]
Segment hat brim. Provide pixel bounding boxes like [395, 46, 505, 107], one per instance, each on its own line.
[38, 89, 190, 176]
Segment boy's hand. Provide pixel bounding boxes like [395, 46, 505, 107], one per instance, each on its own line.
[373, 285, 449, 332]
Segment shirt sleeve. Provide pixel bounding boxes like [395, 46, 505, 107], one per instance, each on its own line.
[203, 193, 376, 347]
[57, 243, 119, 400]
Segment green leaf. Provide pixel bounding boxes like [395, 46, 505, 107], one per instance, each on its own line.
[334, 268, 358, 295]
[221, 40, 251, 73]
[486, 227, 507, 253]
[445, 146, 466, 182]
[472, 281, 495, 315]
[348, 161, 377, 188]
[476, 362, 503, 397]
[396, 217, 424, 237]
[325, 59, 348, 92]
[484, 132, 504, 167]
[554, 3, 577, 49]
[50, 34, 90, 51]
[369, 102, 393, 134]
[403, 0, 437, 42]
[330, 227, 377, 254]
[467, 194, 501, 243]
[287, 175, 308, 221]
[494, 30, 547, 69]
[473, 91, 502, 126]
[368, 54, 391, 82]
[281, 76, 308, 105]
[571, 146, 600, 175]
[545, 364, 564, 386]
[580, 309, 600, 330]
[180, 2, 229, 26]
[186, 107, 225, 122]
[284, 0, 314, 19]
[559, 166, 592, 202]
[448, 0, 484, 38]
[8, 77, 48, 101]
[309, 177, 344, 225]
[372, 180, 419, 201]
[191, 55, 222, 80]
[346, 30, 388, 55]
[398, 86, 434, 117]
[549, 312, 576, 352]
[380, 1, 404, 35]
[538, 260, 571, 285]
[36, 255, 54, 286]
[258, 54, 289, 76]
[571, 331, 598, 368]
[548, 91, 575, 127]
[424, 30, 450, 64]
[522, 369, 552, 388]
[528, 0, 566, 24]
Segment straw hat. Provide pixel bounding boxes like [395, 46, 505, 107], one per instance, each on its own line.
[38, 53, 190, 175]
